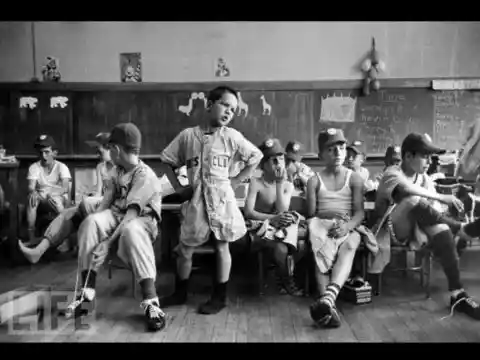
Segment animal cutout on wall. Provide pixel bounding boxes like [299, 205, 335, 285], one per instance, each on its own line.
[178, 92, 208, 117]
[19, 97, 38, 109]
[320, 93, 357, 123]
[260, 95, 272, 116]
[50, 96, 69, 109]
[236, 92, 249, 117]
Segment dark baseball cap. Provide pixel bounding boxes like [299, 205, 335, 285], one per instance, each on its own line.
[401, 133, 445, 155]
[347, 140, 365, 155]
[34, 134, 56, 149]
[385, 145, 402, 161]
[108, 123, 142, 150]
[317, 128, 347, 151]
[85, 132, 110, 148]
[285, 141, 302, 162]
[258, 138, 285, 160]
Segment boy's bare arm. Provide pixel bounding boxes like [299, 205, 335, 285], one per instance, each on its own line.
[346, 172, 365, 231]
[306, 175, 318, 219]
[275, 180, 294, 214]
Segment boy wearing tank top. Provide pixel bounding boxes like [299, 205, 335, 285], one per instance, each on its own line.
[306, 128, 366, 329]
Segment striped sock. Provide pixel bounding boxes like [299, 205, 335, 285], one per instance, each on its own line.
[323, 283, 341, 308]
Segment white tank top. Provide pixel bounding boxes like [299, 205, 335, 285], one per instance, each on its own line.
[315, 169, 353, 219]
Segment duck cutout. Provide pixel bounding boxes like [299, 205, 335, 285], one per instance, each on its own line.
[178, 96, 194, 116]
[192, 92, 208, 108]
[237, 92, 249, 117]
[260, 95, 272, 116]
[178, 92, 209, 116]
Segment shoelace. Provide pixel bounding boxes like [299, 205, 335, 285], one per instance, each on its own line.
[142, 303, 165, 319]
[65, 298, 84, 318]
[440, 297, 479, 321]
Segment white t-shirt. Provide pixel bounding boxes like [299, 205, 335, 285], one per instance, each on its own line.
[27, 160, 71, 197]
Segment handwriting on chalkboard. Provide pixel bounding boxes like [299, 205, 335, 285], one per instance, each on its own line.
[433, 91, 480, 150]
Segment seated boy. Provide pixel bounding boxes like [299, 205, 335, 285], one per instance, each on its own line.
[372, 132, 480, 320]
[25, 135, 71, 245]
[18, 133, 116, 264]
[345, 140, 376, 192]
[64, 123, 166, 332]
[244, 138, 304, 296]
[285, 141, 314, 194]
[307, 129, 375, 329]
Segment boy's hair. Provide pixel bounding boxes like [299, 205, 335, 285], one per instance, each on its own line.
[207, 86, 239, 104]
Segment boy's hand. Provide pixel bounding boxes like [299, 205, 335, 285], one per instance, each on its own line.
[274, 167, 286, 182]
[28, 191, 40, 208]
[329, 221, 349, 238]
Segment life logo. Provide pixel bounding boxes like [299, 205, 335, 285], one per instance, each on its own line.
[2, 287, 95, 335]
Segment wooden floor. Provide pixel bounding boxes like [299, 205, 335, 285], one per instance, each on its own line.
[2, 248, 480, 342]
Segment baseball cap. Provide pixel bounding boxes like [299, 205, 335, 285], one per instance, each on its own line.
[258, 138, 285, 160]
[108, 123, 142, 150]
[347, 140, 365, 155]
[385, 145, 402, 162]
[85, 132, 111, 148]
[317, 128, 347, 151]
[285, 141, 303, 162]
[34, 134, 56, 149]
[401, 133, 445, 155]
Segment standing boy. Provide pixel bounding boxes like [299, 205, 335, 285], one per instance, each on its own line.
[159, 86, 263, 315]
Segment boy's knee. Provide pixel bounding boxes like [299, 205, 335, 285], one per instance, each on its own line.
[120, 220, 145, 246]
[273, 242, 288, 257]
[398, 196, 421, 210]
[425, 223, 450, 237]
[176, 243, 194, 261]
[343, 232, 361, 251]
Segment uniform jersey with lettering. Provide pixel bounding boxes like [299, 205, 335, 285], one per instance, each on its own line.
[106, 160, 162, 222]
[160, 125, 263, 246]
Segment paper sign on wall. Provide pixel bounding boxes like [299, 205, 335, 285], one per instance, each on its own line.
[320, 93, 357, 122]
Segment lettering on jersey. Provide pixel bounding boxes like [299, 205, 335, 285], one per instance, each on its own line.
[186, 156, 199, 169]
[211, 155, 230, 168]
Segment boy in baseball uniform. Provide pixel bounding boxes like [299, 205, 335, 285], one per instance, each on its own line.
[25, 135, 72, 245]
[64, 123, 166, 332]
[159, 86, 263, 315]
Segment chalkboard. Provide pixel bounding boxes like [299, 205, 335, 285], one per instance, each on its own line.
[74, 90, 314, 155]
[313, 88, 434, 156]
[433, 90, 480, 150]
[3, 84, 480, 158]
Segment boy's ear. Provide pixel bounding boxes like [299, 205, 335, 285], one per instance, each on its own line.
[206, 100, 213, 110]
[53, 149, 58, 157]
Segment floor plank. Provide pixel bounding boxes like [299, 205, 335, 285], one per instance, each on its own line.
[2, 247, 480, 342]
